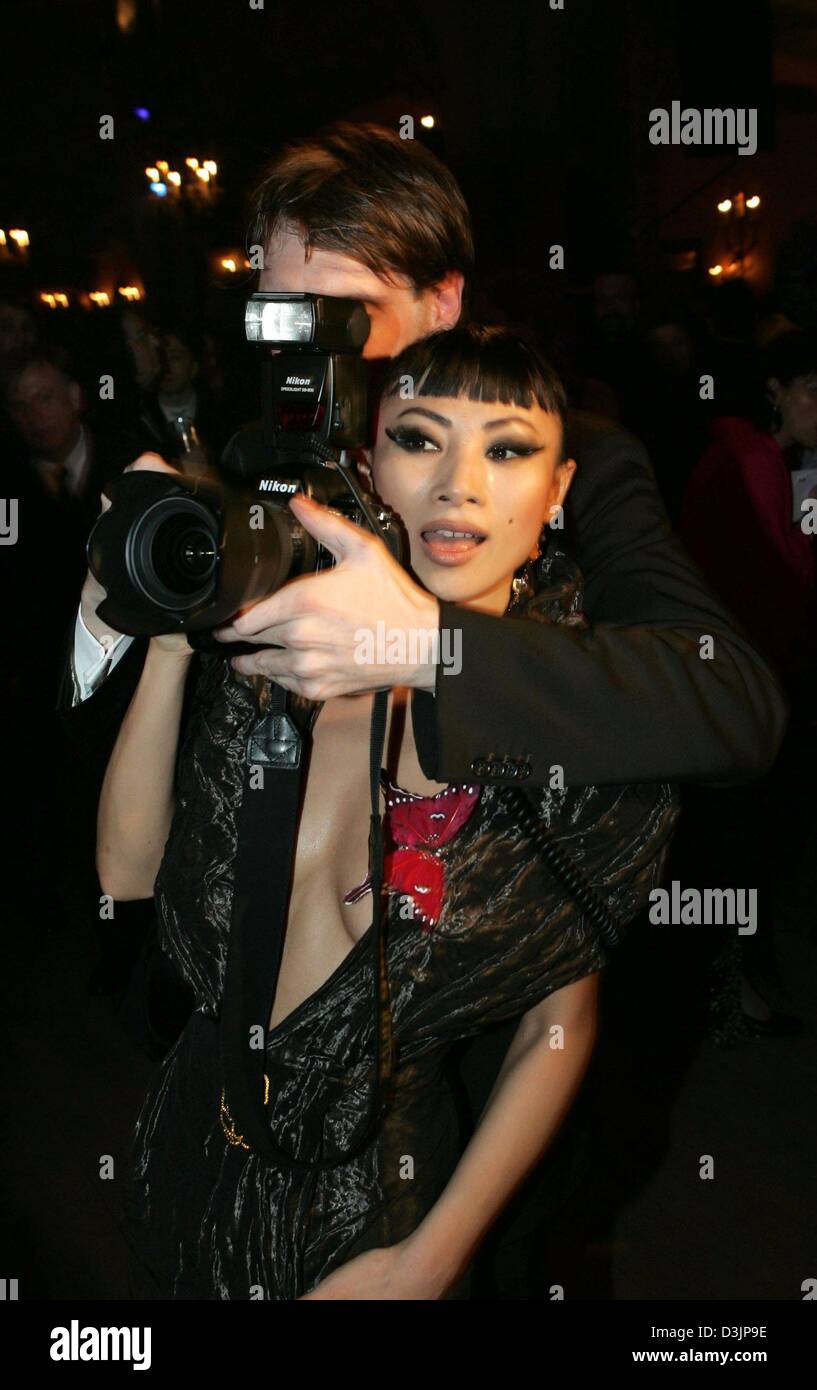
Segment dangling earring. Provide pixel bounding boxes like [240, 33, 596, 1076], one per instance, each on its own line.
[509, 523, 550, 609]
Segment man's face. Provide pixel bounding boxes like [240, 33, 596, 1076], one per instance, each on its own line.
[593, 274, 639, 342]
[259, 223, 463, 358]
[160, 334, 198, 394]
[6, 362, 82, 458]
[123, 310, 161, 389]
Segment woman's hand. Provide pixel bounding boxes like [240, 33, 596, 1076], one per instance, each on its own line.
[297, 1238, 456, 1301]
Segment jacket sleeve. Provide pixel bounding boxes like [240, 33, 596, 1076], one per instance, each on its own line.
[54, 621, 150, 793]
[410, 414, 788, 789]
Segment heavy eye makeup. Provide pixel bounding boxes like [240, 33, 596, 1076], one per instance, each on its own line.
[384, 425, 544, 461]
[384, 425, 441, 453]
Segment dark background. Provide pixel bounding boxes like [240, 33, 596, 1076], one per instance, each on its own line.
[2, 0, 817, 327]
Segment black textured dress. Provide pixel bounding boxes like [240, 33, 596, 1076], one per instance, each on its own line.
[119, 551, 678, 1300]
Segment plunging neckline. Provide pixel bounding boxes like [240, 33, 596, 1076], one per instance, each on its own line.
[266, 772, 480, 1043]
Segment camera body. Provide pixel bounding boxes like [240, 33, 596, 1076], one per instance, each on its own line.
[87, 293, 403, 646]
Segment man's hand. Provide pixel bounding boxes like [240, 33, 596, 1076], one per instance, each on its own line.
[214, 492, 441, 701]
[80, 453, 182, 643]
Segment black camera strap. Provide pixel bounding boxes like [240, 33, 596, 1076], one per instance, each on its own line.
[219, 679, 396, 1171]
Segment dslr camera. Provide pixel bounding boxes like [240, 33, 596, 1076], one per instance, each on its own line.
[87, 292, 403, 651]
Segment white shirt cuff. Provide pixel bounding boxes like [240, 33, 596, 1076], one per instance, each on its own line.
[71, 605, 134, 704]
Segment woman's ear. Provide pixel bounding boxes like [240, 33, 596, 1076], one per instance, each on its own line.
[552, 456, 577, 514]
[536, 457, 576, 547]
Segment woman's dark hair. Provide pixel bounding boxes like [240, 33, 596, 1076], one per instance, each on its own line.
[751, 328, 817, 431]
[379, 323, 569, 450]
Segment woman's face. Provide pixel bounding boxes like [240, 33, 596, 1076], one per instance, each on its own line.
[364, 392, 576, 616]
[770, 372, 817, 450]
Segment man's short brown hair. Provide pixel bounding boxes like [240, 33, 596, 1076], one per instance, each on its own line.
[247, 122, 475, 294]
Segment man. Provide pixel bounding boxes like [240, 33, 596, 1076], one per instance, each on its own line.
[4, 346, 115, 525]
[0, 347, 134, 943]
[58, 122, 786, 1297]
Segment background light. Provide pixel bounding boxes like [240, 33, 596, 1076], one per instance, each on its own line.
[708, 264, 723, 277]
[133, 107, 150, 121]
[746, 195, 761, 209]
[420, 115, 435, 128]
[149, 182, 167, 197]
[717, 199, 732, 213]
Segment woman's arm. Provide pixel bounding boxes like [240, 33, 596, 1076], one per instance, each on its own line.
[96, 634, 195, 901]
[402, 970, 601, 1294]
[301, 970, 601, 1299]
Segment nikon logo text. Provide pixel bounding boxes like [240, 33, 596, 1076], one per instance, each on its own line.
[285, 375, 311, 385]
[258, 479, 298, 493]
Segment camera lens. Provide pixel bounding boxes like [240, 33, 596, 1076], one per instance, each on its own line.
[152, 516, 217, 594]
[127, 497, 219, 611]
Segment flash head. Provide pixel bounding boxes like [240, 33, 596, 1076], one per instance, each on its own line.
[244, 292, 370, 353]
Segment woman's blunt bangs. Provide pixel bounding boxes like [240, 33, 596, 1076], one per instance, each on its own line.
[379, 324, 568, 427]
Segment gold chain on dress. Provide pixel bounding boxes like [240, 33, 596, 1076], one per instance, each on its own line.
[219, 1074, 270, 1149]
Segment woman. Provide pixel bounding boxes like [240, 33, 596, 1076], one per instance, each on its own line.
[98, 325, 677, 1300]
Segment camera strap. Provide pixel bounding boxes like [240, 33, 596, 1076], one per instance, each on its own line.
[219, 679, 396, 1171]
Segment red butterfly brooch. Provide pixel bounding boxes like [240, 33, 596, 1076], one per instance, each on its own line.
[343, 770, 482, 931]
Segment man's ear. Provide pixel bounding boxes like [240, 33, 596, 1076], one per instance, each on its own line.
[430, 270, 464, 332]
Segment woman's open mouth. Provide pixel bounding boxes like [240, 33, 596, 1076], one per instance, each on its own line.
[419, 527, 488, 566]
